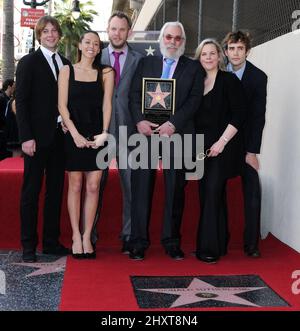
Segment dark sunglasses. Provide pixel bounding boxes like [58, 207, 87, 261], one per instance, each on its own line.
[164, 34, 184, 42]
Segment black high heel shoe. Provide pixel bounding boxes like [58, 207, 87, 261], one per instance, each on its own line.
[72, 252, 85, 259]
[83, 237, 96, 259]
[84, 250, 96, 259]
[72, 240, 85, 259]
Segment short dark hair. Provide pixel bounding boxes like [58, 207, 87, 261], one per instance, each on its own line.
[35, 16, 62, 44]
[108, 11, 132, 29]
[2, 79, 14, 92]
[222, 30, 252, 51]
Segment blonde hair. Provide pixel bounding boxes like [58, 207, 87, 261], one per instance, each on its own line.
[194, 38, 225, 71]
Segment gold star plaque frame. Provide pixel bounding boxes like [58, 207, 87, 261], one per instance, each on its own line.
[142, 78, 176, 125]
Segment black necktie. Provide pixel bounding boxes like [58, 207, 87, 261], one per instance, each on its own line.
[52, 53, 60, 79]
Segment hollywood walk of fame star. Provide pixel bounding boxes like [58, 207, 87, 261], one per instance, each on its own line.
[138, 278, 266, 308]
[147, 83, 171, 108]
[11, 257, 67, 278]
[145, 45, 156, 56]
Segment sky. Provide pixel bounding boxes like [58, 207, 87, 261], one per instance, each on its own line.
[81, 0, 113, 32]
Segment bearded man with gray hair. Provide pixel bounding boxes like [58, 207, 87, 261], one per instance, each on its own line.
[128, 22, 204, 260]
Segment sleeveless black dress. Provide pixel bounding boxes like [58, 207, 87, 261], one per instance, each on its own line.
[65, 64, 103, 171]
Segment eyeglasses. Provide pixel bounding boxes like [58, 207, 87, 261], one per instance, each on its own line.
[164, 34, 184, 42]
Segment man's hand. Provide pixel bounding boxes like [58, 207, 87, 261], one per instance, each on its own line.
[136, 120, 158, 136]
[245, 152, 259, 171]
[155, 121, 175, 137]
[22, 139, 36, 156]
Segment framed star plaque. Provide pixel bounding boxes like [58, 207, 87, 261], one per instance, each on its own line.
[142, 78, 176, 125]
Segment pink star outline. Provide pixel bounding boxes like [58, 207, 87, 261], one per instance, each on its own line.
[147, 83, 171, 109]
[138, 278, 266, 308]
[12, 257, 67, 277]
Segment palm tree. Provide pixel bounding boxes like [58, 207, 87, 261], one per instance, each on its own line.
[2, 0, 14, 81]
[55, 0, 97, 62]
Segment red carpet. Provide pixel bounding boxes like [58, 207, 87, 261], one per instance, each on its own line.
[0, 157, 244, 248]
[60, 235, 300, 311]
[1, 157, 300, 311]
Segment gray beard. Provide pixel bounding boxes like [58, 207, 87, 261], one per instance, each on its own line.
[160, 43, 185, 59]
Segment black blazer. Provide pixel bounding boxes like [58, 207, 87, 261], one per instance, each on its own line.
[241, 61, 268, 154]
[16, 48, 70, 147]
[196, 70, 246, 178]
[129, 55, 204, 134]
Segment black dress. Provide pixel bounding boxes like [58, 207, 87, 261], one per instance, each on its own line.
[195, 70, 246, 259]
[5, 100, 20, 150]
[65, 64, 104, 171]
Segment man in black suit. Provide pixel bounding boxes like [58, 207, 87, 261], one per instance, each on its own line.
[222, 31, 268, 257]
[128, 22, 204, 260]
[16, 16, 71, 262]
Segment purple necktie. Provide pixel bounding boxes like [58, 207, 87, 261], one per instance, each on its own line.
[112, 51, 123, 87]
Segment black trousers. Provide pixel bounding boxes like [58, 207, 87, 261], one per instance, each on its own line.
[196, 158, 227, 258]
[172, 159, 229, 257]
[20, 129, 65, 250]
[221, 162, 261, 252]
[241, 163, 261, 251]
[129, 136, 185, 250]
[130, 166, 183, 250]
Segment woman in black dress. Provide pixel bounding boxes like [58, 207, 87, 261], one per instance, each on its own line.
[58, 31, 114, 258]
[5, 92, 22, 157]
[194, 39, 245, 263]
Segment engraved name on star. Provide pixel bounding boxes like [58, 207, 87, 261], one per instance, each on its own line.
[12, 257, 66, 278]
[138, 278, 266, 308]
[147, 83, 171, 109]
[145, 45, 156, 56]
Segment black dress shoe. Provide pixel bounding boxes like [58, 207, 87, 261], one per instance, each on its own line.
[43, 244, 71, 256]
[165, 246, 184, 260]
[121, 241, 130, 255]
[195, 253, 219, 264]
[129, 248, 145, 260]
[245, 249, 261, 258]
[22, 250, 37, 263]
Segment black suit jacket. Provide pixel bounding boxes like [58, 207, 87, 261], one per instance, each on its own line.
[129, 55, 204, 134]
[241, 61, 268, 154]
[16, 48, 70, 147]
[196, 70, 246, 178]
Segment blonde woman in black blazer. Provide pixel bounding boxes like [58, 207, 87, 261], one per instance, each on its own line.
[194, 39, 246, 263]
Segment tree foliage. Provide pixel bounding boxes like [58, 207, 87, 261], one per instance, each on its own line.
[54, 0, 97, 62]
